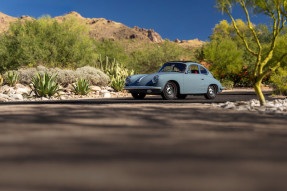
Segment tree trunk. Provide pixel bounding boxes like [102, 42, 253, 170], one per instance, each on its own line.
[253, 80, 266, 106]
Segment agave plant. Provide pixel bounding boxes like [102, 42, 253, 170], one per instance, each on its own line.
[5, 71, 19, 86]
[31, 72, 60, 97]
[73, 78, 90, 95]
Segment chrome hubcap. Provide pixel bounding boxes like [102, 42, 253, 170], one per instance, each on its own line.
[209, 86, 215, 96]
[166, 84, 174, 95]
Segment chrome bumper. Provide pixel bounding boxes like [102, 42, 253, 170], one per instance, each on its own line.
[124, 86, 162, 90]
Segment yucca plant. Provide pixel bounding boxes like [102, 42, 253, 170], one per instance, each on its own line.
[5, 71, 19, 86]
[73, 78, 90, 95]
[110, 75, 126, 92]
[31, 72, 60, 97]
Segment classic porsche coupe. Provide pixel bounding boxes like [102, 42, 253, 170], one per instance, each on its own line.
[124, 61, 224, 100]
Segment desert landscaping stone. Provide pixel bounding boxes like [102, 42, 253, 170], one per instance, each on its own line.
[214, 99, 287, 115]
[103, 92, 111, 98]
[100, 89, 109, 94]
[10, 94, 23, 101]
[90, 86, 101, 92]
[15, 87, 30, 95]
[0, 83, 130, 102]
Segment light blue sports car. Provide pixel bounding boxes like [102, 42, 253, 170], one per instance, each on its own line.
[124, 61, 224, 100]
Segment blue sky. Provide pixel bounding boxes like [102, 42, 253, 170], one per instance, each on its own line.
[0, 0, 268, 41]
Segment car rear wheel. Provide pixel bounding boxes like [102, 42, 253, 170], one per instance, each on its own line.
[204, 85, 217, 100]
[161, 81, 177, 100]
[132, 93, 146, 99]
[177, 94, 187, 99]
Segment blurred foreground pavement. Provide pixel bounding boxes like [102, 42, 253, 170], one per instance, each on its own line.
[0, 98, 287, 191]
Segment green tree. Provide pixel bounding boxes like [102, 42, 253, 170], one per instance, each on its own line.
[216, 0, 287, 105]
[94, 39, 128, 64]
[130, 40, 193, 73]
[0, 15, 96, 73]
[204, 38, 244, 78]
[203, 19, 257, 86]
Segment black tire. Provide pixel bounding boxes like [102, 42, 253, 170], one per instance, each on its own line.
[132, 93, 146, 99]
[177, 94, 187, 99]
[161, 81, 178, 100]
[204, 85, 217, 100]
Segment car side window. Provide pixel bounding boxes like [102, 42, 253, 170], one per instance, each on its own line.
[189, 65, 199, 74]
[200, 66, 208, 75]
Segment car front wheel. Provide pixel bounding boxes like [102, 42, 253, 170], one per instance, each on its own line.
[204, 85, 217, 100]
[132, 93, 146, 99]
[161, 81, 177, 100]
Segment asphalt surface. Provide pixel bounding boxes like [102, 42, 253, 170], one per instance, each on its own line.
[0, 90, 287, 191]
[0, 90, 276, 105]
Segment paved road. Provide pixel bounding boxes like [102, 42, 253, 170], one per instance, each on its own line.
[0, 90, 276, 105]
[0, 90, 287, 191]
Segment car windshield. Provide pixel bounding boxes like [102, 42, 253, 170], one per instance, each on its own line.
[159, 63, 186, 73]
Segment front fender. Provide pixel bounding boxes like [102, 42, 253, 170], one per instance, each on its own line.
[156, 74, 184, 93]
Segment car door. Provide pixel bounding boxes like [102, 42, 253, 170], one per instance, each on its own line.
[182, 64, 204, 94]
[198, 66, 210, 93]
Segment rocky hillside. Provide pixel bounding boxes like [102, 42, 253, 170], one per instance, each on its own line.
[0, 12, 17, 32]
[0, 11, 205, 47]
[54, 11, 163, 43]
[0, 12, 34, 33]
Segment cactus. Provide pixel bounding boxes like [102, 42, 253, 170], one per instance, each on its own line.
[95, 55, 134, 91]
[0, 74, 3, 86]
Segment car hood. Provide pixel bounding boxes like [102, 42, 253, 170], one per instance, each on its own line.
[130, 72, 179, 86]
[131, 73, 156, 86]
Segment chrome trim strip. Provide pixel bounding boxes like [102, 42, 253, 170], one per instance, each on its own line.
[124, 86, 162, 90]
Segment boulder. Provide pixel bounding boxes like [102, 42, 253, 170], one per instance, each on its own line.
[103, 92, 111, 98]
[90, 86, 101, 92]
[16, 88, 29, 95]
[10, 94, 23, 101]
[100, 90, 109, 94]
[0, 93, 9, 102]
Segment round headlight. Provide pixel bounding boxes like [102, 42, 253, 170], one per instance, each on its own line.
[152, 75, 159, 84]
[125, 76, 131, 85]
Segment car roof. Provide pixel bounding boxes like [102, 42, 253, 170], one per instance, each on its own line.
[166, 61, 201, 65]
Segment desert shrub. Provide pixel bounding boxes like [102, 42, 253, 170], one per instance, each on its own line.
[16, 66, 109, 87]
[220, 79, 233, 90]
[0, 15, 96, 73]
[31, 72, 60, 97]
[17, 68, 38, 85]
[49, 68, 76, 87]
[75, 66, 110, 86]
[0, 74, 3, 86]
[129, 40, 193, 74]
[4, 71, 19, 87]
[95, 40, 129, 64]
[73, 78, 90, 95]
[270, 67, 287, 95]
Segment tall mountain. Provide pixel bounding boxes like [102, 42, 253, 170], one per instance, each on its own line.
[0, 11, 205, 47]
